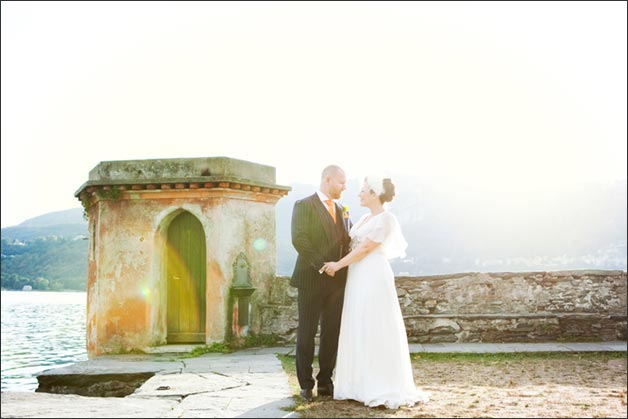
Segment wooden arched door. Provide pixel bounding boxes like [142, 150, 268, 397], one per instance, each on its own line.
[166, 212, 206, 343]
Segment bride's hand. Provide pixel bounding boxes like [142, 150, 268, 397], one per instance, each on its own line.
[321, 262, 335, 277]
[323, 262, 340, 277]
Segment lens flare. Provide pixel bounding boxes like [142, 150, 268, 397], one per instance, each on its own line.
[253, 238, 267, 251]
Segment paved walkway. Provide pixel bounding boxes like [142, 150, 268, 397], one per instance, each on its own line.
[1, 341, 625, 418]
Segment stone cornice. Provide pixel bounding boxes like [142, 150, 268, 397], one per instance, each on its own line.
[75, 176, 291, 202]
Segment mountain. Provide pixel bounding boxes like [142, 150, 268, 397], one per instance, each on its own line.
[276, 177, 628, 275]
[1, 208, 87, 241]
[1, 208, 88, 290]
[18, 208, 87, 227]
[2, 178, 626, 290]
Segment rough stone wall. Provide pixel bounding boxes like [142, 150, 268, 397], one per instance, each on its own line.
[261, 270, 627, 343]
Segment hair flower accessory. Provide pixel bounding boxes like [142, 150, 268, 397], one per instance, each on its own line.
[365, 176, 384, 196]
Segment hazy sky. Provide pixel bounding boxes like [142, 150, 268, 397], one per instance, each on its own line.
[1, 1, 626, 228]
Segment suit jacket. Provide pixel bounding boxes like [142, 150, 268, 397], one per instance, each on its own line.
[290, 193, 352, 291]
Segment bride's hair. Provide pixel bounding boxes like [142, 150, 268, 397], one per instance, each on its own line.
[380, 178, 395, 203]
[365, 176, 396, 203]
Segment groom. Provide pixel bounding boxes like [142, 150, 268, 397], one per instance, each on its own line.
[290, 165, 351, 401]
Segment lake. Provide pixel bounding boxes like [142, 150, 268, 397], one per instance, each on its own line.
[1, 290, 88, 392]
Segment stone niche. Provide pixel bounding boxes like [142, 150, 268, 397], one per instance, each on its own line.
[75, 157, 290, 357]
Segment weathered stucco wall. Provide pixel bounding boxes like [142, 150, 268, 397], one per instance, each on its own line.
[78, 157, 289, 357]
[261, 271, 627, 343]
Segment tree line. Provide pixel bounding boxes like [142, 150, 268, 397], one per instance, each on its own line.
[1, 237, 87, 291]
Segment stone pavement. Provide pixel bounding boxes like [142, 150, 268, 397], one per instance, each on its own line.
[1, 347, 297, 418]
[1, 341, 625, 418]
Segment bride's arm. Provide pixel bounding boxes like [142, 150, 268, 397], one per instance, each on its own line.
[323, 239, 381, 274]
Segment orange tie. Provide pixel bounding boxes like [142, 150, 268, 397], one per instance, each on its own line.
[325, 199, 336, 223]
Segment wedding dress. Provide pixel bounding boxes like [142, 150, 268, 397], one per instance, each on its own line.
[334, 211, 430, 409]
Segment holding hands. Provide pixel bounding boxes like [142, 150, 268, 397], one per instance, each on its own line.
[321, 261, 342, 277]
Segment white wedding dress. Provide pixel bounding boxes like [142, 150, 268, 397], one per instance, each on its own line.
[334, 211, 430, 409]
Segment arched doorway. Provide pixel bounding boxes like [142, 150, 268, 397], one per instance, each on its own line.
[166, 211, 206, 343]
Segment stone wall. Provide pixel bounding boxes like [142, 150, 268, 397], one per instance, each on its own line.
[260, 270, 627, 343]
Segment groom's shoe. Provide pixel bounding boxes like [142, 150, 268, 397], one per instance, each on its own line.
[317, 383, 334, 397]
[299, 389, 313, 402]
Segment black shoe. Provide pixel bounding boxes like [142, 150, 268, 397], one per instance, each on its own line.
[299, 389, 313, 402]
[317, 383, 334, 397]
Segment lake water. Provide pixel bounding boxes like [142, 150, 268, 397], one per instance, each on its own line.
[1, 290, 88, 392]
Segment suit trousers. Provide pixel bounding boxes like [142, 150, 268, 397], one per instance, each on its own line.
[295, 282, 345, 390]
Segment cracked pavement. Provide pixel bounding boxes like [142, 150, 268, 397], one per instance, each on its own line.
[0, 347, 296, 418]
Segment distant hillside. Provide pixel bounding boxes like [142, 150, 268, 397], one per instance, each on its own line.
[1, 208, 88, 290]
[2, 178, 626, 290]
[18, 208, 86, 227]
[1, 208, 87, 242]
[276, 178, 628, 276]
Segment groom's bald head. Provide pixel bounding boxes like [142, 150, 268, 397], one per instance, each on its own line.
[321, 165, 343, 181]
[320, 165, 347, 200]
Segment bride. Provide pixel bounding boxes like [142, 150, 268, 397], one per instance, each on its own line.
[322, 176, 430, 409]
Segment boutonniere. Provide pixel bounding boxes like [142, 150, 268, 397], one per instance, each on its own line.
[342, 205, 351, 230]
[342, 205, 350, 220]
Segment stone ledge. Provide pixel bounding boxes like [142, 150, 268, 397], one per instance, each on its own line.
[395, 270, 627, 281]
[403, 313, 628, 319]
[36, 372, 155, 397]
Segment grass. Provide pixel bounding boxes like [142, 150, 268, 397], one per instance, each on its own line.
[179, 332, 285, 358]
[278, 354, 313, 413]
[181, 342, 233, 357]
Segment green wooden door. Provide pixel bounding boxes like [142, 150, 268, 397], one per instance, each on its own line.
[167, 212, 206, 343]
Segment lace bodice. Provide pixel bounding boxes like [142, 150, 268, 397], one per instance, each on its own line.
[349, 211, 408, 259]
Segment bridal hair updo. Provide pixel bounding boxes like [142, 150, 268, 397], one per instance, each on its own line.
[380, 178, 395, 203]
[365, 176, 396, 204]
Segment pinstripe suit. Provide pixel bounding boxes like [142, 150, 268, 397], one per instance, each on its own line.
[290, 193, 351, 391]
